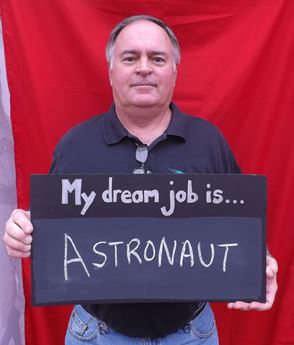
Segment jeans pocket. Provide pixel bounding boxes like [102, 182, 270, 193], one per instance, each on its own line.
[190, 303, 216, 339]
[68, 305, 99, 342]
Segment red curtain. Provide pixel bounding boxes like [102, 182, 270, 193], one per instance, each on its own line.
[1, 0, 293, 344]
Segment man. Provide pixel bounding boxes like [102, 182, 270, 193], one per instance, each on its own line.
[4, 15, 278, 345]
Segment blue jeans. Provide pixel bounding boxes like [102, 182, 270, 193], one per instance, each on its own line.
[65, 303, 218, 345]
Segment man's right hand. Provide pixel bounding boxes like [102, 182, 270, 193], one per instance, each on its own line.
[3, 209, 33, 258]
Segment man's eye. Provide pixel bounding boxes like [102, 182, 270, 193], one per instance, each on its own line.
[123, 56, 135, 63]
[153, 57, 165, 64]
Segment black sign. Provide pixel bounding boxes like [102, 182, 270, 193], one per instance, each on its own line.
[30, 174, 267, 305]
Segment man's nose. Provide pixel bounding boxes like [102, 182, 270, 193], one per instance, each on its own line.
[135, 58, 152, 76]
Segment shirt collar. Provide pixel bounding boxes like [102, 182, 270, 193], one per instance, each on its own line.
[165, 103, 188, 141]
[102, 102, 188, 145]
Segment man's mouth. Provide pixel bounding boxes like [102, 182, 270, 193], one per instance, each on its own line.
[131, 82, 157, 87]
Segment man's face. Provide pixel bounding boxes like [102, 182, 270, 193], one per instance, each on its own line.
[109, 20, 177, 110]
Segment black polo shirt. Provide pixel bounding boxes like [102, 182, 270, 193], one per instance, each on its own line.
[50, 102, 240, 338]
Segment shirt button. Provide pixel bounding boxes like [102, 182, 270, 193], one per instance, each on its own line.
[183, 323, 191, 333]
[99, 322, 109, 335]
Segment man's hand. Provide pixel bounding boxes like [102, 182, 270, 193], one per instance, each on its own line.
[227, 253, 278, 311]
[3, 209, 33, 258]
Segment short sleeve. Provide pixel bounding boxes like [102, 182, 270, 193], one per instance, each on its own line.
[49, 143, 64, 174]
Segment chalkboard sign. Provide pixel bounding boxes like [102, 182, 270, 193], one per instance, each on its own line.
[30, 174, 267, 305]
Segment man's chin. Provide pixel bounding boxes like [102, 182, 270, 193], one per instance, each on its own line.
[128, 96, 160, 108]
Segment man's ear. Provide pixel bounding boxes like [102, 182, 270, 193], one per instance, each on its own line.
[108, 65, 113, 86]
[173, 65, 178, 86]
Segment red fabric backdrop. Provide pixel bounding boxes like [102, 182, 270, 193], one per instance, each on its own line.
[1, 0, 294, 344]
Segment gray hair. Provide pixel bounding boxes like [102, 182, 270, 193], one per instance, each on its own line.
[106, 15, 181, 66]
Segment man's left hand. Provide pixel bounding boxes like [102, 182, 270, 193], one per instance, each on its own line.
[227, 253, 278, 311]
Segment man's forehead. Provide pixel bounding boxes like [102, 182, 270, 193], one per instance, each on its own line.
[115, 20, 171, 47]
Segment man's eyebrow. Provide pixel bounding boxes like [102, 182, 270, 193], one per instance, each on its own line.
[150, 51, 168, 56]
[120, 50, 168, 56]
[120, 50, 139, 56]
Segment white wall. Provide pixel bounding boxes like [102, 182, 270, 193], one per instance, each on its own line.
[0, 19, 25, 345]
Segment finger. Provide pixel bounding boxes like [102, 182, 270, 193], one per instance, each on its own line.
[5, 247, 31, 258]
[265, 278, 278, 306]
[228, 288, 277, 311]
[10, 209, 33, 234]
[248, 301, 271, 311]
[5, 221, 32, 244]
[228, 301, 267, 311]
[3, 232, 31, 253]
[266, 257, 278, 278]
[227, 301, 251, 310]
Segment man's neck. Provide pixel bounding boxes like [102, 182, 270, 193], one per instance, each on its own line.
[115, 105, 172, 146]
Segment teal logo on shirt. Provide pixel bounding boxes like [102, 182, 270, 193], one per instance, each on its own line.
[168, 168, 185, 174]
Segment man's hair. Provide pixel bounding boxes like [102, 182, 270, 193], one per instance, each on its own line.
[105, 14, 181, 66]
